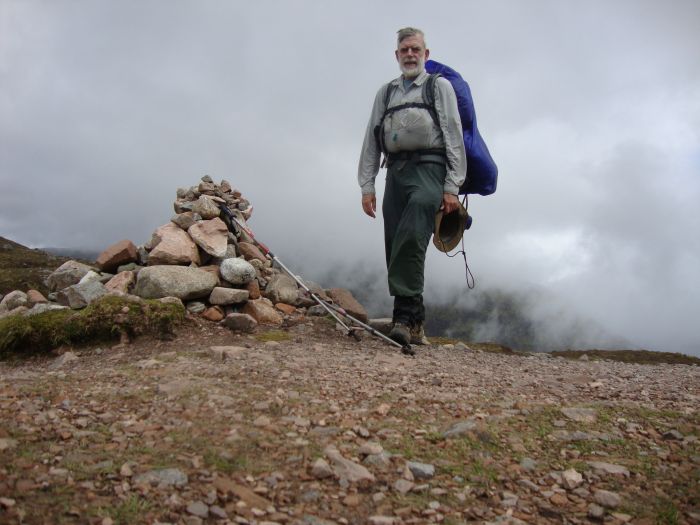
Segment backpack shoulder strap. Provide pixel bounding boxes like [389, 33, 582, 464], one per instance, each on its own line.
[374, 81, 397, 154]
[421, 73, 441, 129]
[383, 81, 395, 109]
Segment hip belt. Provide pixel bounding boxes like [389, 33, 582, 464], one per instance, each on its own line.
[386, 149, 447, 170]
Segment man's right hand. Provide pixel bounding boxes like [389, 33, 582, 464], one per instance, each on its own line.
[362, 194, 376, 218]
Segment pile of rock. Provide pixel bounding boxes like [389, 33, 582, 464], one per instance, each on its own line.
[0, 176, 367, 333]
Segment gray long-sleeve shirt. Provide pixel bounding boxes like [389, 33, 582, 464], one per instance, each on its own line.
[358, 70, 467, 195]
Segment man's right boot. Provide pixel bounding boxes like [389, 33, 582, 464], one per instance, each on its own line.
[389, 321, 411, 347]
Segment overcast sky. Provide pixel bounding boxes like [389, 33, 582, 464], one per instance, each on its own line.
[2, 1, 699, 355]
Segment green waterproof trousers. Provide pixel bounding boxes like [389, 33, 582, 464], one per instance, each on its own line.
[382, 160, 446, 300]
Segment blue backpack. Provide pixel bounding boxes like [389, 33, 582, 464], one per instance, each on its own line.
[376, 60, 497, 196]
[425, 60, 497, 196]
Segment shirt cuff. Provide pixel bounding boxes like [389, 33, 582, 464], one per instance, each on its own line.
[443, 181, 460, 195]
[360, 182, 376, 195]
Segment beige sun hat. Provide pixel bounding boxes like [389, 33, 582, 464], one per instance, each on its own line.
[433, 202, 469, 252]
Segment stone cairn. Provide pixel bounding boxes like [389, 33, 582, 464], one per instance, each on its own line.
[0, 175, 367, 333]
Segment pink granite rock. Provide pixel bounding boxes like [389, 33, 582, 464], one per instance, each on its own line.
[148, 223, 200, 266]
[188, 218, 229, 258]
[96, 239, 138, 272]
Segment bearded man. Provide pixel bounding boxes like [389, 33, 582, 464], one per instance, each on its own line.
[357, 27, 467, 352]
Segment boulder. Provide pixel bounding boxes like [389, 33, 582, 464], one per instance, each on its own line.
[134, 265, 218, 300]
[220, 258, 256, 285]
[105, 271, 135, 294]
[188, 218, 228, 257]
[0, 290, 28, 311]
[275, 303, 296, 315]
[96, 239, 138, 272]
[24, 303, 69, 317]
[186, 301, 206, 314]
[212, 244, 238, 265]
[202, 306, 225, 322]
[264, 273, 299, 305]
[148, 223, 200, 266]
[56, 280, 107, 309]
[246, 279, 261, 299]
[136, 246, 149, 265]
[197, 265, 221, 285]
[199, 180, 216, 193]
[326, 288, 368, 322]
[173, 199, 195, 214]
[242, 298, 283, 325]
[238, 241, 267, 263]
[116, 263, 143, 274]
[222, 313, 258, 332]
[46, 260, 95, 292]
[26, 289, 48, 305]
[171, 211, 200, 231]
[209, 287, 249, 305]
[192, 195, 221, 219]
[304, 280, 331, 301]
[79, 270, 103, 284]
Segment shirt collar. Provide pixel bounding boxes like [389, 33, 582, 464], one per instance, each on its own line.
[392, 69, 430, 89]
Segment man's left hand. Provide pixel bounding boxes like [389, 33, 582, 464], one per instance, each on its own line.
[442, 193, 459, 214]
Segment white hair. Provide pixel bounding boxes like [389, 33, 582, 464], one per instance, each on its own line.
[396, 27, 426, 48]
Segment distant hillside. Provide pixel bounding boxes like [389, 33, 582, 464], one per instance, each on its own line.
[41, 246, 100, 261]
[0, 237, 74, 295]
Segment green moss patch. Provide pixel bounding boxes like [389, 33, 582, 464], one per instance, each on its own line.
[254, 329, 292, 342]
[0, 295, 185, 358]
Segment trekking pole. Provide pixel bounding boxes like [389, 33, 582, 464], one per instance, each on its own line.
[218, 204, 357, 337]
[322, 301, 406, 350]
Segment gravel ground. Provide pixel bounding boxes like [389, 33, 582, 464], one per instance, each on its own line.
[1, 318, 698, 524]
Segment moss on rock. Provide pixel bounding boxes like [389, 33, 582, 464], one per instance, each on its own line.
[0, 295, 185, 358]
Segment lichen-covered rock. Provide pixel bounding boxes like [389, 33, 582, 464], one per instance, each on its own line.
[192, 195, 221, 219]
[222, 313, 257, 332]
[0, 290, 28, 311]
[220, 258, 256, 285]
[264, 273, 299, 305]
[171, 211, 200, 231]
[56, 280, 108, 309]
[209, 287, 249, 305]
[23, 303, 69, 317]
[46, 260, 95, 292]
[134, 266, 218, 300]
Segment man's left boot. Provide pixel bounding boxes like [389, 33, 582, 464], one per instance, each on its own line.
[410, 323, 430, 346]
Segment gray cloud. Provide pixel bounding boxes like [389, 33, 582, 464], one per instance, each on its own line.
[2, 0, 699, 354]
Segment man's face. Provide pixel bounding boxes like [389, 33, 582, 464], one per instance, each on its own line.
[395, 35, 429, 79]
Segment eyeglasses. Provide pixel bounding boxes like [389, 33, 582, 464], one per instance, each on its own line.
[398, 45, 423, 55]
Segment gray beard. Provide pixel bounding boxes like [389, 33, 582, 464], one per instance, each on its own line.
[400, 58, 425, 78]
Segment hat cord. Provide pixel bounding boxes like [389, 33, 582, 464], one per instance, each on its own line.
[442, 235, 475, 289]
[439, 195, 475, 289]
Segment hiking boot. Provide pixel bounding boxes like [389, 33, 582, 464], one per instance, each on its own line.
[389, 322, 411, 347]
[410, 324, 430, 345]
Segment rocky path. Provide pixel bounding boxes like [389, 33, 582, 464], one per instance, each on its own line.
[1, 319, 698, 524]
